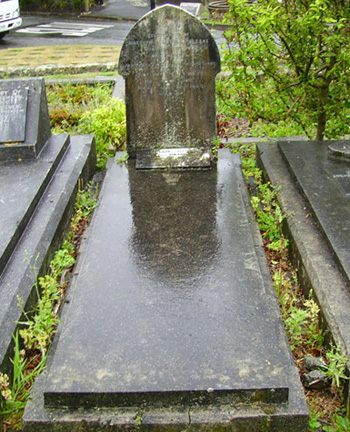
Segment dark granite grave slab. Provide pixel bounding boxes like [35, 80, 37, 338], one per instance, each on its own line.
[23, 150, 308, 431]
[0, 134, 96, 374]
[278, 141, 350, 287]
[118, 5, 221, 163]
[0, 78, 51, 161]
[256, 140, 350, 395]
[0, 134, 69, 276]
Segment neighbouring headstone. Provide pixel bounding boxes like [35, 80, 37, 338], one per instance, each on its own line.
[0, 78, 51, 161]
[180, 2, 203, 16]
[118, 5, 221, 168]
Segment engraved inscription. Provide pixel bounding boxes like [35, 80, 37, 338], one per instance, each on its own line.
[0, 88, 28, 143]
[333, 170, 350, 196]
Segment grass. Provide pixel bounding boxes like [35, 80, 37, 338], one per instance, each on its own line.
[0, 44, 120, 69]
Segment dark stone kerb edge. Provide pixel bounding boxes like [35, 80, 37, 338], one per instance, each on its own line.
[256, 142, 350, 353]
[44, 387, 289, 410]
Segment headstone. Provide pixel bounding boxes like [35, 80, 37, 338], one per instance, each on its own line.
[0, 78, 51, 161]
[180, 2, 203, 16]
[118, 5, 221, 168]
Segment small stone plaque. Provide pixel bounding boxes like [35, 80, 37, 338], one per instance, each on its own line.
[0, 78, 52, 161]
[0, 87, 28, 143]
[333, 170, 350, 196]
[136, 147, 211, 169]
[180, 2, 203, 16]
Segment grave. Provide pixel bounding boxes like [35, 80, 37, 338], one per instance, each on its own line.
[0, 77, 96, 375]
[256, 140, 350, 393]
[23, 7, 308, 431]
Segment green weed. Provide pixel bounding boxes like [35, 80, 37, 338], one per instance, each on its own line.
[325, 346, 349, 391]
[323, 415, 350, 432]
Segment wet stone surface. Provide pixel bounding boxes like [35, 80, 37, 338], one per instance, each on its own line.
[0, 83, 28, 143]
[118, 5, 220, 167]
[279, 140, 350, 284]
[40, 151, 302, 411]
[328, 141, 350, 161]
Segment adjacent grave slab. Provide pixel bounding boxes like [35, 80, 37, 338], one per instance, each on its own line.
[118, 5, 221, 167]
[0, 134, 69, 276]
[23, 150, 308, 431]
[0, 134, 96, 374]
[0, 78, 51, 161]
[256, 140, 350, 376]
[278, 140, 350, 286]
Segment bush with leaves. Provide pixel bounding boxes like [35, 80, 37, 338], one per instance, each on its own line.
[78, 98, 126, 169]
[20, 0, 88, 12]
[223, 0, 350, 140]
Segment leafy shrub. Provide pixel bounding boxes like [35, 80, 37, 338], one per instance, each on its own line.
[77, 98, 126, 169]
[223, 0, 350, 140]
[20, 0, 89, 12]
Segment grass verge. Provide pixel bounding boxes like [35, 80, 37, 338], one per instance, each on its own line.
[0, 45, 121, 68]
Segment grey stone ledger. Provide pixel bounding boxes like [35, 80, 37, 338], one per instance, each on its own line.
[256, 140, 350, 409]
[118, 5, 221, 168]
[0, 78, 51, 161]
[22, 150, 309, 431]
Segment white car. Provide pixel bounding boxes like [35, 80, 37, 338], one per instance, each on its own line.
[0, 0, 22, 39]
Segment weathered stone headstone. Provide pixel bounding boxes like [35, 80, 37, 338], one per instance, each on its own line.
[118, 5, 221, 168]
[180, 2, 203, 16]
[0, 78, 51, 161]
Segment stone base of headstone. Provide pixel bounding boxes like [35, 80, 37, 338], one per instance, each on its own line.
[23, 149, 308, 431]
[257, 140, 350, 408]
[0, 134, 96, 375]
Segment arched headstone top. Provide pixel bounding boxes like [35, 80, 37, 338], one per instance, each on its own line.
[118, 5, 221, 168]
[119, 5, 221, 79]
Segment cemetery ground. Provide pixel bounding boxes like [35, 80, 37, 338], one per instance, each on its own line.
[0, 75, 349, 432]
[1, 5, 350, 427]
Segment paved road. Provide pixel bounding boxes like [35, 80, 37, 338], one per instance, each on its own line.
[0, 14, 226, 49]
[0, 16, 134, 48]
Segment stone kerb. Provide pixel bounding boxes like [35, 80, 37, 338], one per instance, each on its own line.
[118, 5, 221, 168]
